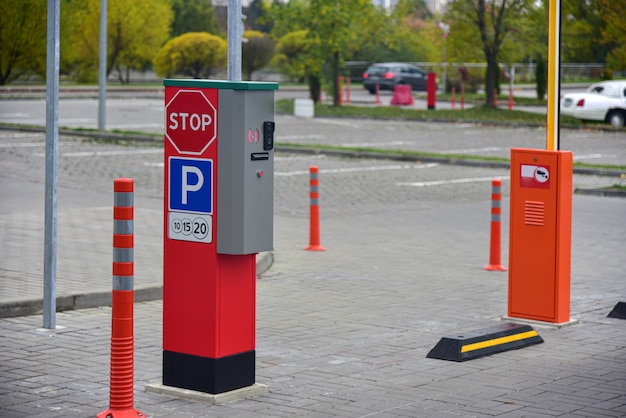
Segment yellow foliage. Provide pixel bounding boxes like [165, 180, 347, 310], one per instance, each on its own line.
[154, 32, 227, 79]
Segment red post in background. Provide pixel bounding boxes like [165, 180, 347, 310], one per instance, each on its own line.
[508, 87, 514, 110]
[98, 178, 144, 418]
[493, 88, 498, 107]
[305, 166, 325, 251]
[484, 179, 506, 272]
[451, 86, 456, 109]
[427, 73, 437, 109]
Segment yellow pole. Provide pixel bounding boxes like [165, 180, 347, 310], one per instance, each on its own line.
[546, 0, 561, 151]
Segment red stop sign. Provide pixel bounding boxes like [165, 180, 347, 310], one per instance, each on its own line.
[165, 89, 217, 155]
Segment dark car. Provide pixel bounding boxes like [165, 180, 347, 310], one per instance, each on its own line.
[363, 63, 429, 94]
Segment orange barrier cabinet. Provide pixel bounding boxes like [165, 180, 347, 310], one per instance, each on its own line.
[508, 148, 573, 324]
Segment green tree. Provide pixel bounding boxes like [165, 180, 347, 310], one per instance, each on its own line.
[268, 0, 381, 104]
[242, 30, 275, 80]
[393, 0, 432, 21]
[446, 0, 531, 107]
[535, 55, 546, 99]
[597, 0, 626, 72]
[560, 0, 605, 63]
[170, 0, 221, 37]
[68, 0, 172, 83]
[267, 0, 309, 40]
[350, 0, 435, 65]
[308, 0, 380, 105]
[153, 32, 227, 78]
[246, 0, 272, 33]
[0, 0, 47, 85]
[272, 30, 310, 83]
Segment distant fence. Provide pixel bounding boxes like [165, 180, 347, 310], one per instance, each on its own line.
[344, 61, 610, 90]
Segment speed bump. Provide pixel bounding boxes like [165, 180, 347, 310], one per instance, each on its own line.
[427, 323, 543, 362]
[608, 302, 626, 319]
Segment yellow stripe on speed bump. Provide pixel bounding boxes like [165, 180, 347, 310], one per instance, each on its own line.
[461, 330, 538, 353]
[427, 323, 543, 362]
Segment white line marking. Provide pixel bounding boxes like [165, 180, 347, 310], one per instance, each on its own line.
[573, 153, 615, 160]
[0, 142, 67, 148]
[275, 154, 327, 161]
[338, 140, 411, 147]
[34, 149, 163, 157]
[397, 176, 510, 187]
[443, 147, 505, 154]
[144, 162, 164, 167]
[312, 119, 363, 128]
[275, 163, 439, 177]
[278, 134, 325, 140]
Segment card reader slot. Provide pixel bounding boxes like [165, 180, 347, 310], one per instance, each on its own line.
[251, 152, 270, 161]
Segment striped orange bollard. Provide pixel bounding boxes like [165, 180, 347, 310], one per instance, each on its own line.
[484, 179, 507, 271]
[98, 178, 144, 418]
[305, 166, 325, 251]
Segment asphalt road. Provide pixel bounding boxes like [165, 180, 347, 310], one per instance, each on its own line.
[0, 97, 624, 166]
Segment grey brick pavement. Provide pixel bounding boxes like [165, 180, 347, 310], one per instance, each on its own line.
[1, 124, 625, 417]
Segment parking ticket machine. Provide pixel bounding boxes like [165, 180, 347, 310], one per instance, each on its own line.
[162, 79, 277, 394]
[508, 148, 573, 324]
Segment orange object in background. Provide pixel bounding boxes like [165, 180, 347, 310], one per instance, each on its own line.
[508, 149, 573, 324]
[427, 73, 437, 109]
[390, 85, 413, 106]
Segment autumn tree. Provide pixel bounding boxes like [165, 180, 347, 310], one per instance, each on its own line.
[311, 0, 381, 105]
[170, 0, 221, 37]
[0, 0, 47, 85]
[242, 30, 275, 80]
[597, 0, 626, 72]
[272, 30, 310, 83]
[68, 0, 172, 83]
[446, 0, 531, 107]
[153, 32, 227, 79]
[246, 0, 272, 33]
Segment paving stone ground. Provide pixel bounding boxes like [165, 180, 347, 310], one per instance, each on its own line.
[0, 121, 625, 417]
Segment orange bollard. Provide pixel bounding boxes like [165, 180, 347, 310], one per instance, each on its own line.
[461, 83, 465, 110]
[508, 87, 514, 110]
[484, 179, 507, 271]
[451, 87, 456, 109]
[97, 178, 144, 418]
[305, 166, 325, 251]
[375, 83, 380, 106]
[493, 88, 498, 108]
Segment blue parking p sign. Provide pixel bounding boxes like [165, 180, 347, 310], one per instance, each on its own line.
[169, 157, 213, 214]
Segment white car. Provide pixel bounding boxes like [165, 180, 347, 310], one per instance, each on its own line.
[560, 80, 626, 127]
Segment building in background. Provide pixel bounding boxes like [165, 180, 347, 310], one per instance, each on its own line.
[371, 0, 448, 14]
[424, 0, 448, 14]
[213, 0, 447, 15]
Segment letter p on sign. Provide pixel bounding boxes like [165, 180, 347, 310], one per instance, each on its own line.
[169, 157, 213, 214]
[182, 166, 204, 204]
